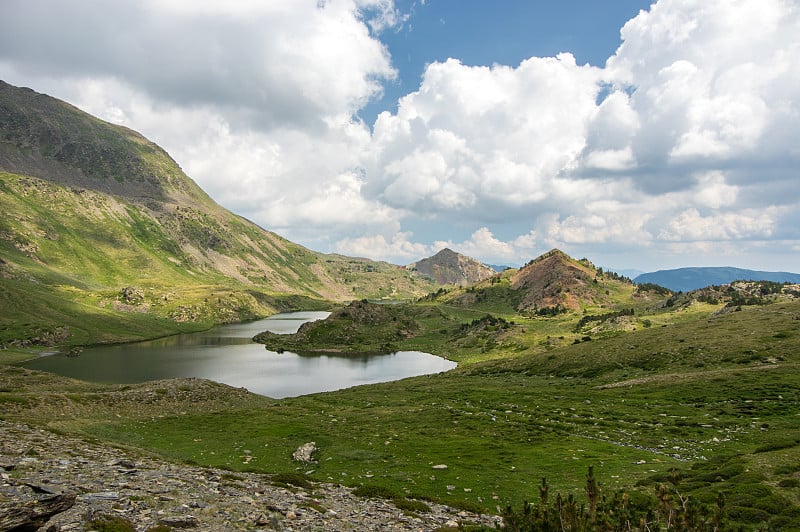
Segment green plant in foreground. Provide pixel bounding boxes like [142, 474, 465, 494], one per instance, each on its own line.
[353, 484, 432, 514]
[271, 471, 313, 489]
[502, 467, 727, 531]
[86, 515, 136, 532]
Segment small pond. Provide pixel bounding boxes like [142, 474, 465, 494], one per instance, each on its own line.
[22, 311, 456, 398]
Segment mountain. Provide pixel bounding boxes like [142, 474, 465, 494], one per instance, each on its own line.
[422, 248, 657, 320]
[0, 81, 436, 347]
[509, 249, 628, 311]
[407, 248, 496, 286]
[634, 267, 800, 292]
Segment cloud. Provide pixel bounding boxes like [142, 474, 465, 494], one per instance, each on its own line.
[0, 0, 396, 130]
[607, 0, 800, 171]
[334, 232, 429, 263]
[335, 226, 535, 266]
[366, 54, 602, 219]
[0, 0, 403, 249]
[359, 0, 800, 267]
[1, 0, 798, 271]
[657, 208, 777, 241]
[434, 228, 518, 263]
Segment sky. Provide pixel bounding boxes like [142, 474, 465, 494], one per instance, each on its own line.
[1, 0, 798, 274]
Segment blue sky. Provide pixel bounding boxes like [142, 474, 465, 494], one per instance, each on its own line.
[1, 0, 798, 273]
[362, 0, 653, 125]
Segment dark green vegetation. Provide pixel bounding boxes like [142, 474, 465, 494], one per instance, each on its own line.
[254, 299, 425, 353]
[87, 515, 171, 532]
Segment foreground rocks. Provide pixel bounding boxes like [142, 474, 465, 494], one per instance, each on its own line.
[0, 420, 500, 531]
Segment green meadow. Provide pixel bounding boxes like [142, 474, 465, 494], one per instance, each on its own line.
[3, 300, 799, 529]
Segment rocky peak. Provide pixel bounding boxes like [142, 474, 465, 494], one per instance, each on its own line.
[511, 249, 598, 311]
[408, 248, 495, 286]
[0, 80, 209, 205]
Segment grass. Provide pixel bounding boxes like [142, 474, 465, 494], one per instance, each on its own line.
[0, 169, 438, 348]
[3, 300, 798, 529]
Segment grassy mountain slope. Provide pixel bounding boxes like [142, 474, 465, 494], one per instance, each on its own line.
[0, 81, 436, 347]
[260, 250, 800, 366]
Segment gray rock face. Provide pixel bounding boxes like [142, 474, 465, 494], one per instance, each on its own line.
[0, 486, 76, 531]
[408, 248, 496, 286]
[0, 420, 501, 530]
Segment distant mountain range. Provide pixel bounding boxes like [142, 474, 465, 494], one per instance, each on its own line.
[634, 267, 800, 292]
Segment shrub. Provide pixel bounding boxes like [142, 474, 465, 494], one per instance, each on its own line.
[393, 498, 431, 513]
[86, 516, 136, 532]
[727, 505, 770, 524]
[352, 484, 399, 500]
[271, 472, 313, 489]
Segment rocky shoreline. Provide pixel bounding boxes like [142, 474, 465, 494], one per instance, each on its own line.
[0, 420, 501, 531]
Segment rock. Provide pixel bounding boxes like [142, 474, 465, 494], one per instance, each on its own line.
[0, 420, 499, 531]
[292, 442, 317, 463]
[159, 515, 200, 528]
[121, 286, 144, 304]
[0, 489, 76, 531]
[82, 491, 120, 502]
[432, 464, 448, 469]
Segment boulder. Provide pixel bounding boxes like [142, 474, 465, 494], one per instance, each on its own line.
[292, 442, 317, 463]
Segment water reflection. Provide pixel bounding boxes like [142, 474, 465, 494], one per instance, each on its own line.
[22, 311, 456, 398]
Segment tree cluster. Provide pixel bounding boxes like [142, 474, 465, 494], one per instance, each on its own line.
[575, 308, 634, 331]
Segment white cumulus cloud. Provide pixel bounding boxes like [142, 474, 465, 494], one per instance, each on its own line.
[1, 0, 798, 271]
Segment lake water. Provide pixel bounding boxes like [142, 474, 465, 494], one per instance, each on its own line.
[22, 311, 456, 398]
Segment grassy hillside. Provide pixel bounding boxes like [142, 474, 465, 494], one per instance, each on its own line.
[0, 82, 436, 348]
[3, 300, 799, 529]
[255, 252, 800, 367]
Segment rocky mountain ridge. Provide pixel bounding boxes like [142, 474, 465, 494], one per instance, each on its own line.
[510, 249, 606, 311]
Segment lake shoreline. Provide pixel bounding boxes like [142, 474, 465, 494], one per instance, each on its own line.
[19, 311, 456, 398]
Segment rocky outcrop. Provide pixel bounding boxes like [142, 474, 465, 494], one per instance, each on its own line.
[0, 485, 75, 531]
[0, 420, 501, 531]
[408, 248, 495, 286]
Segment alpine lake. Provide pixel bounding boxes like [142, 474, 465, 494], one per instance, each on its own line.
[22, 311, 456, 398]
